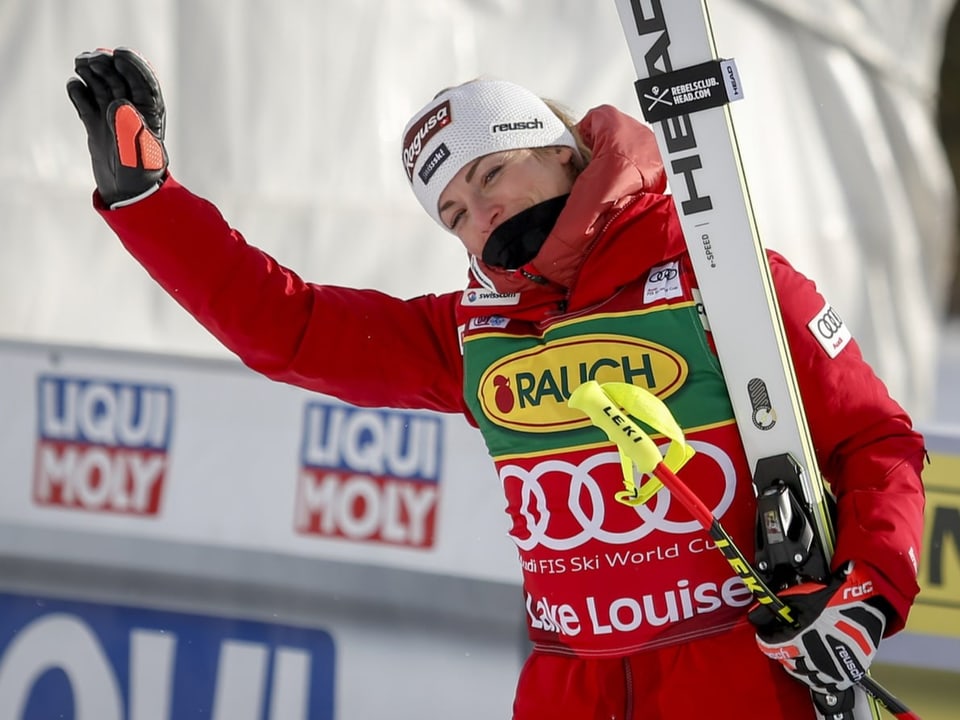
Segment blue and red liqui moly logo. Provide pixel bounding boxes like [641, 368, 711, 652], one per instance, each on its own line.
[34, 375, 173, 516]
[294, 401, 442, 549]
[0, 591, 335, 720]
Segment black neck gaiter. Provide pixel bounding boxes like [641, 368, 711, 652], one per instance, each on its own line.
[481, 194, 570, 270]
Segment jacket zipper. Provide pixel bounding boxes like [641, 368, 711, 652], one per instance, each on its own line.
[565, 194, 642, 309]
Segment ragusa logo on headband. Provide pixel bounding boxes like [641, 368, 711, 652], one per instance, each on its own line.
[403, 100, 451, 182]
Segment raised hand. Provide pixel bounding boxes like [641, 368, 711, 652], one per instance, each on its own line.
[67, 48, 167, 207]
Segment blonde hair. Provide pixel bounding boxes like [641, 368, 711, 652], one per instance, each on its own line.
[542, 98, 592, 171]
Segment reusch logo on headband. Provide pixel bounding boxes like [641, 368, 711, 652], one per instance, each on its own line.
[402, 100, 451, 182]
[491, 118, 545, 133]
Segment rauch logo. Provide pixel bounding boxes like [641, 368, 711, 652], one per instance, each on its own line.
[477, 334, 688, 432]
[33, 375, 173, 516]
[295, 402, 442, 548]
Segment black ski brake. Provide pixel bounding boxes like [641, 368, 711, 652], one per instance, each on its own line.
[753, 453, 832, 591]
[752, 454, 863, 719]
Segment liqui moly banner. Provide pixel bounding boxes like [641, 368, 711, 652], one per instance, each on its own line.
[0, 340, 519, 584]
[34, 375, 174, 516]
[0, 591, 335, 720]
[295, 401, 442, 548]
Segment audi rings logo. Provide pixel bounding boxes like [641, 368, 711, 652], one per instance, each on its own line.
[816, 308, 843, 339]
[643, 261, 683, 304]
[807, 302, 851, 359]
[502, 442, 737, 551]
[648, 268, 678, 283]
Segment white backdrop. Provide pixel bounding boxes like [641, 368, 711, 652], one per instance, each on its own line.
[0, 0, 955, 420]
[0, 4, 958, 715]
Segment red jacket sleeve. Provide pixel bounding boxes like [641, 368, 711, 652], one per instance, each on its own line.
[96, 176, 469, 415]
[770, 250, 926, 632]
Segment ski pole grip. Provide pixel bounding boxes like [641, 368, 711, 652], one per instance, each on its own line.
[567, 380, 663, 473]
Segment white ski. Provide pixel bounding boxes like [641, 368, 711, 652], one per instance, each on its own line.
[612, 2, 901, 718]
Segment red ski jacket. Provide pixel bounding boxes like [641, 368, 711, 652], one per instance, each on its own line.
[96, 105, 925, 650]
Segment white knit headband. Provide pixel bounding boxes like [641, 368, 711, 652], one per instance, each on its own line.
[401, 79, 579, 229]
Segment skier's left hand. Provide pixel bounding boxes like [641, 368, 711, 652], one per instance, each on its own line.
[749, 561, 889, 695]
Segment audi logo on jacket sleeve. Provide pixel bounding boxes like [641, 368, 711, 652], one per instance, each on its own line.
[807, 302, 852, 358]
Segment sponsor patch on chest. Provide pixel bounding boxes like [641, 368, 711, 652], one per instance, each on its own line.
[462, 289, 521, 307]
[807, 301, 851, 358]
[468, 315, 510, 330]
[644, 261, 683, 304]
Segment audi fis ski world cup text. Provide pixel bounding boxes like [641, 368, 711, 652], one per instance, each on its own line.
[520, 537, 731, 575]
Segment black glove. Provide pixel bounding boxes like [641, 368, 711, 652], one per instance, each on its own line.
[750, 561, 888, 696]
[67, 48, 168, 207]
